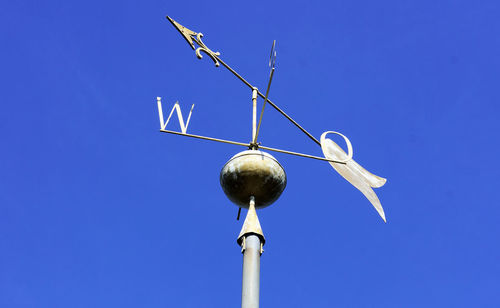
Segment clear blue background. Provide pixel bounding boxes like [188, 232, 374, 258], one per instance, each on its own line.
[1, 1, 499, 307]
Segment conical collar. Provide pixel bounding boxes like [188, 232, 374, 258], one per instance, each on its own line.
[237, 197, 265, 246]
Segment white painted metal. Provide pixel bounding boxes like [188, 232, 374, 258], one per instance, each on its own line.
[241, 235, 261, 308]
[252, 88, 258, 144]
[321, 131, 387, 222]
[157, 97, 194, 133]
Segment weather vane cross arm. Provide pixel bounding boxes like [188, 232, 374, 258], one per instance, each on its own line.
[166, 16, 322, 147]
[166, 16, 221, 67]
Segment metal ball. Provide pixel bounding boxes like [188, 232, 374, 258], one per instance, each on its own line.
[220, 150, 286, 209]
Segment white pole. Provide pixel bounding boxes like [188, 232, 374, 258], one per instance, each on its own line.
[238, 196, 264, 308]
[241, 234, 261, 308]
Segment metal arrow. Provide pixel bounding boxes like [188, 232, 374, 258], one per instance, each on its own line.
[166, 16, 322, 147]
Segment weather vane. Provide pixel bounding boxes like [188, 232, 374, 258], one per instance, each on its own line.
[159, 16, 387, 308]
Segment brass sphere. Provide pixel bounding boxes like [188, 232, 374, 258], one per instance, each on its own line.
[220, 150, 286, 209]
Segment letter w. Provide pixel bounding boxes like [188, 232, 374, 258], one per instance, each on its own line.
[157, 97, 194, 134]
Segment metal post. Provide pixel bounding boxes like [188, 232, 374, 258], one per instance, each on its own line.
[241, 234, 261, 308]
[238, 196, 264, 308]
[251, 87, 258, 148]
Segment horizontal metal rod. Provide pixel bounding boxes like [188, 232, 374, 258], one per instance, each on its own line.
[159, 129, 249, 147]
[217, 58, 322, 147]
[159, 129, 345, 164]
[259, 145, 345, 164]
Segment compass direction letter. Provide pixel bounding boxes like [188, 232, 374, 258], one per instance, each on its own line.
[157, 97, 194, 134]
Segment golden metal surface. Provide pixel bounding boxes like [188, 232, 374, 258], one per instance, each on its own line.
[220, 150, 286, 209]
[166, 16, 197, 49]
[167, 16, 221, 67]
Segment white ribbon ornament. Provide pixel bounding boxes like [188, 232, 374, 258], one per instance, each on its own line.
[320, 131, 387, 222]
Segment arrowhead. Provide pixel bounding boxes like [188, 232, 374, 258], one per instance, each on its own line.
[166, 16, 198, 50]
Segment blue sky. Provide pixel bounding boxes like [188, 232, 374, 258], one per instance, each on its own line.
[1, 0, 499, 307]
